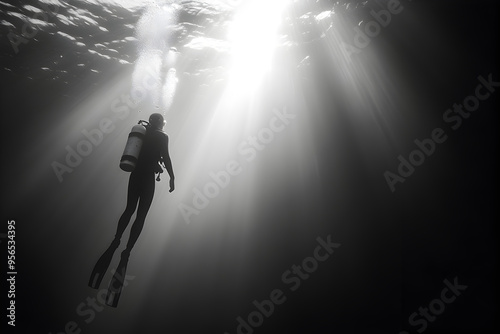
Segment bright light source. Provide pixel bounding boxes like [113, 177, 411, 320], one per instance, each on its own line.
[226, 0, 288, 101]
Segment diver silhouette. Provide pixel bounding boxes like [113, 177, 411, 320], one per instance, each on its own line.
[89, 113, 175, 307]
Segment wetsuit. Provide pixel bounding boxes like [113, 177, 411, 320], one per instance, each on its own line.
[115, 127, 171, 252]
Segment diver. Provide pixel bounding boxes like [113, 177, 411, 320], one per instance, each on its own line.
[89, 113, 175, 306]
[114, 112, 175, 251]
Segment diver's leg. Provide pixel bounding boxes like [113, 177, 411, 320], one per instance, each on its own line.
[123, 173, 155, 254]
[89, 174, 139, 288]
[114, 173, 140, 240]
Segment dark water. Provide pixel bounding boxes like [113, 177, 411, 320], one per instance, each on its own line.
[1, 0, 499, 333]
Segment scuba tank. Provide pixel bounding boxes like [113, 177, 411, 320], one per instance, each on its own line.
[119, 120, 149, 172]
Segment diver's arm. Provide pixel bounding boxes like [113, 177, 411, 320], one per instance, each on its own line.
[161, 134, 175, 192]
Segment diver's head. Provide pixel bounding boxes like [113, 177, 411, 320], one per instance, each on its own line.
[149, 113, 166, 130]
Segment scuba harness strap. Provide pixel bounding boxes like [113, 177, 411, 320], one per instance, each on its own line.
[138, 120, 166, 182]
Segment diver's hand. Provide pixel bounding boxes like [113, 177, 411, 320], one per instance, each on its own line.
[169, 178, 175, 193]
